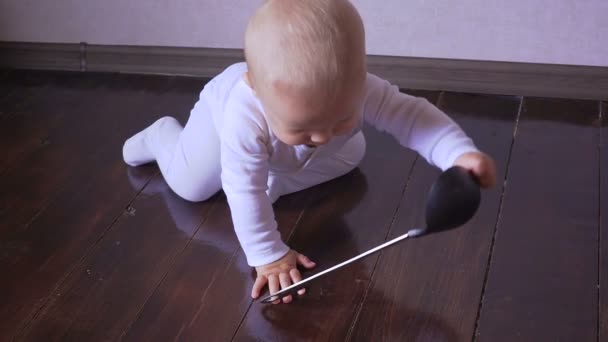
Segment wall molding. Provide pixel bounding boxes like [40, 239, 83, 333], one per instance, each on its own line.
[1, 41, 607, 100]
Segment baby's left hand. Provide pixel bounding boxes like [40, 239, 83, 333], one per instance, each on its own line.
[452, 152, 497, 188]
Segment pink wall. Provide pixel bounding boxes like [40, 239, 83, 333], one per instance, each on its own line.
[353, 0, 608, 67]
[1, 0, 606, 67]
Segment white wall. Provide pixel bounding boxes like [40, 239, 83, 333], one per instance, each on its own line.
[1, 0, 607, 67]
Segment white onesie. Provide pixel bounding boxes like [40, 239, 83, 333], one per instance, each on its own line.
[122, 62, 479, 267]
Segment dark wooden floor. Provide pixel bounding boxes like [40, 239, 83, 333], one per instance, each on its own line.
[0, 69, 604, 342]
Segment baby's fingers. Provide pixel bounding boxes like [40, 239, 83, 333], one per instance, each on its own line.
[475, 158, 497, 188]
[268, 274, 281, 304]
[251, 276, 268, 299]
[296, 253, 316, 269]
[290, 268, 306, 295]
[279, 273, 293, 303]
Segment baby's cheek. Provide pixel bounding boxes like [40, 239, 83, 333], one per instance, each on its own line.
[335, 122, 356, 136]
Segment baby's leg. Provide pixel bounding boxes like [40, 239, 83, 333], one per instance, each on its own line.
[267, 131, 366, 202]
[122, 99, 221, 202]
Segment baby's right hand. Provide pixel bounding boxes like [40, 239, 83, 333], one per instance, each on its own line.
[252, 249, 316, 304]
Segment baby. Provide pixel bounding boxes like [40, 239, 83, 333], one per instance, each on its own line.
[122, 0, 496, 304]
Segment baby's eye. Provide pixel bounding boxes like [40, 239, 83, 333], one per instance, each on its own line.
[288, 128, 305, 134]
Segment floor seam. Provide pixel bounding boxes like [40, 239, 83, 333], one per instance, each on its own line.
[471, 95, 523, 341]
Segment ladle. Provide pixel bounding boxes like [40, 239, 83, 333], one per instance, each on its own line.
[260, 166, 481, 304]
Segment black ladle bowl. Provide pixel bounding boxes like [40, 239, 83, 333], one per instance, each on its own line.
[407, 165, 481, 237]
[260, 165, 482, 304]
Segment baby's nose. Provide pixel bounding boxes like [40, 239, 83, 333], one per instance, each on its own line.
[310, 131, 331, 145]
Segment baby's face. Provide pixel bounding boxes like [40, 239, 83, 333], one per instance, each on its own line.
[259, 81, 363, 146]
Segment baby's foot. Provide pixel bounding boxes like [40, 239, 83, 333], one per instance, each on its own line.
[122, 128, 155, 167]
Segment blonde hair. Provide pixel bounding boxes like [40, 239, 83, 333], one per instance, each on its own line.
[244, 0, 366, 101]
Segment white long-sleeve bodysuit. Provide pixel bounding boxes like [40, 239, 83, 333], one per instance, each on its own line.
[122, 62, 479, 267]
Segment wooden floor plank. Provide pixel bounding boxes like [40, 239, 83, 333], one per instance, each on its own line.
[0, 71, 81, 174]
[0, 69, 15, 105]
[0, 72, 119, 235]
[0, 72, 202, 235]
[0, 166, 157, 341]
[18, 175, 218, 341]
[0, 72, 206, 340]
[475, 98, 600, 341]
[122, 186, 321, 341]
[348, 92, 520, 341]
[601, 101, 607, 341]
[230, 92, 440, 341]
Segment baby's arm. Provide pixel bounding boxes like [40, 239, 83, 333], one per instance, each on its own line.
[362, 73, 496, 186]
[220, 103, 315, 304]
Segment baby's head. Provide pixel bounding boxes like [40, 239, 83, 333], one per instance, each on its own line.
[244, 0, 367, 146]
